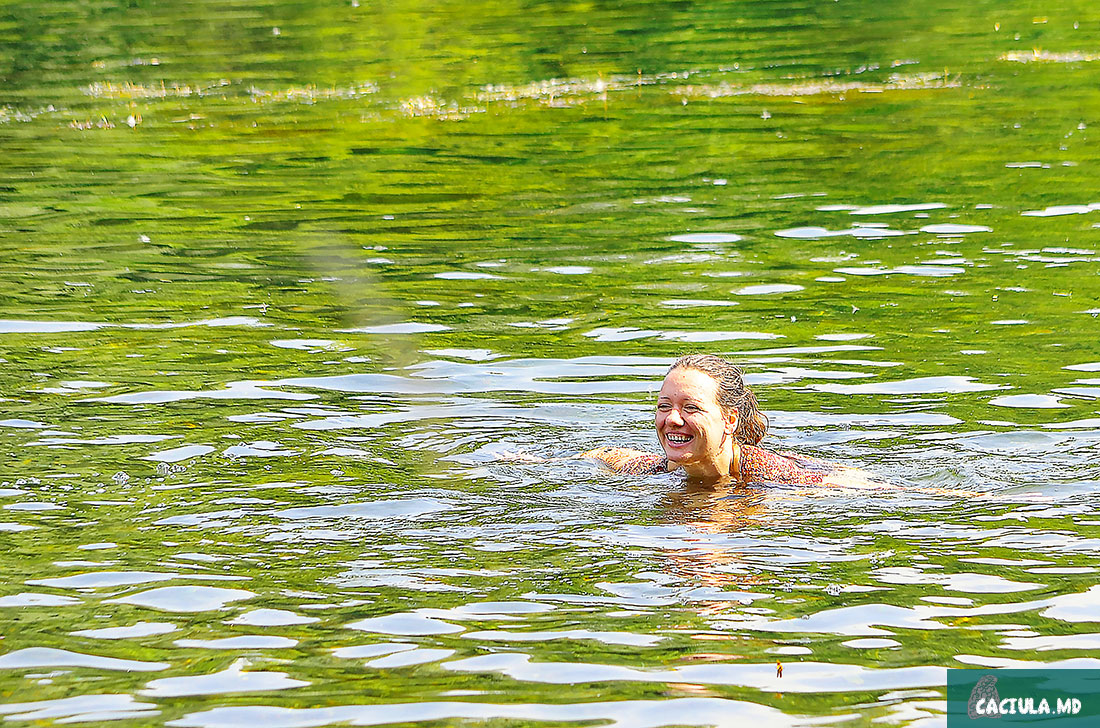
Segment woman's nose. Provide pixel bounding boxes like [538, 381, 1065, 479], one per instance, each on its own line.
[666, 408, 684, 425]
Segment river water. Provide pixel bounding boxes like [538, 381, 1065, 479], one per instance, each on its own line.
[1, 0, 1099, 725]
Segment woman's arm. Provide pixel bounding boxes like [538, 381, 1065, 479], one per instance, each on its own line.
[582, 447, 671, 475]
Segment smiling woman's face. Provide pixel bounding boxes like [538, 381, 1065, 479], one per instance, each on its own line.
[655, 367, 734, 474]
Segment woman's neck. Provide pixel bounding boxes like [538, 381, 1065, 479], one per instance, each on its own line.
[680, 439, 739, 483]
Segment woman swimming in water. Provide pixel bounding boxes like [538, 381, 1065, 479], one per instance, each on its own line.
[584, 354, 844, 485]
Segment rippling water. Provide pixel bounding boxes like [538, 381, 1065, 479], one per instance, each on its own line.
[1, 0, 1099, 725]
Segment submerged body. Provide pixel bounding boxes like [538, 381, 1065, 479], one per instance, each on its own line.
[583, 444, 837, 485]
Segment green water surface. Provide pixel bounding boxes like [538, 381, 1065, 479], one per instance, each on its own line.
[1, 0, 1099, 725]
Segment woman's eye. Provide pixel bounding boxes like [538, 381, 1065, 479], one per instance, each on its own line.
[657, 403, 671, 411]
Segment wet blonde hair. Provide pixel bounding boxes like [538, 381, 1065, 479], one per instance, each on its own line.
[667, 354, 768, 445]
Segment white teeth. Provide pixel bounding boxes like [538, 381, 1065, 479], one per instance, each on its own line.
[666, 434, 692, 444]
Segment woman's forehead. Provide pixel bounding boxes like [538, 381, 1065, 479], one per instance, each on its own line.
[659, 368, 719, 400]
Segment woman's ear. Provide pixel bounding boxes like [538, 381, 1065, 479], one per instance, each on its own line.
[726, 413, 738, 433]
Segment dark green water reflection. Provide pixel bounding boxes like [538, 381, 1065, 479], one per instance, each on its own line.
[1, 0, 1099, 725]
